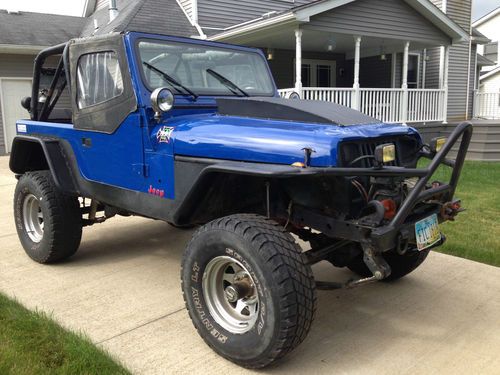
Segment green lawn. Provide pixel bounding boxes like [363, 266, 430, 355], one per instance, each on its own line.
[0, 293, 130, 375]
[427, 160, 500, 267]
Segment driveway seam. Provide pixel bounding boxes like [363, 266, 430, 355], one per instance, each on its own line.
[97, 307, 185, 344]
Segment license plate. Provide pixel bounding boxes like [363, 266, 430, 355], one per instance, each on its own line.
[415, 214, 441, 251]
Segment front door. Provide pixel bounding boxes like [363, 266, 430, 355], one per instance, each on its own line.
[1, 79, 32, 153]
[69, 43, 144, 192]
[296, 59, 337, 87]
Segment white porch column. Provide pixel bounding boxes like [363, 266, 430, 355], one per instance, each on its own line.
[442, 45, 450, 123]
[294, 28, 303, 96]
[352, 36, 361, 110]
[401, 41, 410, 125]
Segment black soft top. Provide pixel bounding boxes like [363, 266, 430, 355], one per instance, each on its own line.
[216, 97, 381, 126]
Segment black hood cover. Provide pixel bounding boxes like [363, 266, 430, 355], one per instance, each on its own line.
[216, 97, 381, 126]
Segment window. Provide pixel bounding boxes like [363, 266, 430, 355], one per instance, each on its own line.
[137, 40, 275, 96]
[76, 51, 123, 109]
[295, 59, 337, 87]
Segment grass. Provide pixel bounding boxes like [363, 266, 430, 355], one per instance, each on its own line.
[0, 293, 130, 375]
[424, 160, 500, 267]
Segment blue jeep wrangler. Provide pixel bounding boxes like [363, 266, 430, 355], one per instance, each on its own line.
[10, 31, 471, 368]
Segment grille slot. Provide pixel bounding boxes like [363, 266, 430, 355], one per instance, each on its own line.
[338, 136, 420, 168]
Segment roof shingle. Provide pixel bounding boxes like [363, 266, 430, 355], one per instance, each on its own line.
[80, 0, 198, 38]
[0, 10, 86, 46]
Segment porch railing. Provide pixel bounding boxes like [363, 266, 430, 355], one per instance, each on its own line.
[473, 91, 500, 120]
[278, 87, 446, 124]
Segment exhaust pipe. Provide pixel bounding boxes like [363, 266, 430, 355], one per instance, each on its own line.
[109, 0, 118, 23]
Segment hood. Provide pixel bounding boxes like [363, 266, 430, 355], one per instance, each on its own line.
[165, 112, 420, 167]
[216, 97, 381, 126]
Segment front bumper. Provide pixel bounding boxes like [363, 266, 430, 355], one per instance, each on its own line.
[288, 121, 473, 253]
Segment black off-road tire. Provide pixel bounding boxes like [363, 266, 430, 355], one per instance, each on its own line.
[347, 248, 431, 281]
[181, 214, 317, 368]
[14, 171, 82, 264]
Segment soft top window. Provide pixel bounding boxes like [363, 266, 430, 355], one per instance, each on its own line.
[76, 51, 123, 109]
[137, 40, 275, 97]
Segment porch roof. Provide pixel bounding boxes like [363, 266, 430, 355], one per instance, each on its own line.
[209, 0, 469, 45]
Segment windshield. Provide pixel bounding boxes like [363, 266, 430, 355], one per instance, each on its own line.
[137, 39, 275, 97]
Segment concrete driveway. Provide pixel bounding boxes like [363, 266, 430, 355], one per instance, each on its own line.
[0, 155, 499, 374]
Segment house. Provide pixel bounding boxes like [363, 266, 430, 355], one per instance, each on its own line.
[473, 7, 500, 120]
[0, 10, 86, 154]
[0, 0, 493, 156]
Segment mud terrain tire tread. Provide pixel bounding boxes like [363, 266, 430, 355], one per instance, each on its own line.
[181, 214, 317, 368]
[14, 171, 82, 263]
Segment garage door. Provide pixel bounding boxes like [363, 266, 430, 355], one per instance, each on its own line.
[1, 79, 32, 153]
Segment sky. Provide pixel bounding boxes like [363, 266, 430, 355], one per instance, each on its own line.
[472, 0, 500, 21]
[0, 0, 86, 16]
[0, 0, 498, 20]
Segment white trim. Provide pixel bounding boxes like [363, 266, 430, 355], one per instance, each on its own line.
[472, 6, 500, 28]
[0, 77, 32, 154]
[209, 13, 296, 41]
[0, 44, 49, 54]
[480, 65, 500, 81]
[82, 0, 97, 17]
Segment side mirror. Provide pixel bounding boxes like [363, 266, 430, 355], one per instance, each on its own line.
[21, 96, 31, 111]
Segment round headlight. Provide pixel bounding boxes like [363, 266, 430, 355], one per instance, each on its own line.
[151, 88, 175, 114]
[286, 91, 301, 100]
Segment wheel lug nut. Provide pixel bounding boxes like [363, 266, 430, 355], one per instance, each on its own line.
[225, 285, 239, 302]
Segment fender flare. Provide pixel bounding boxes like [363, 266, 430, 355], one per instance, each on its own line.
[9, 136, 79, 194]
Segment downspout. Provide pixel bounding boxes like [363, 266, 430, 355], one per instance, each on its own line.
[109, 0, 118, 23]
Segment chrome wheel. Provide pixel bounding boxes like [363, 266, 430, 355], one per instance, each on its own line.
[202, 255, 259, 334]
[22, 193, 44, 243]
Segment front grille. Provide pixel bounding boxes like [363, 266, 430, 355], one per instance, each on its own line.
[338, 135, 420, 168]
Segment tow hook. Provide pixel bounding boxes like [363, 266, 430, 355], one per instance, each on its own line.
[440, 199, 464, 221]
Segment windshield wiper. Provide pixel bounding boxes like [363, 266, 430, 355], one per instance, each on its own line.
[142, 61, 198, 100]
[206, 69, 249, 97]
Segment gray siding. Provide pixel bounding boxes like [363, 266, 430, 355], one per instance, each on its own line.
[198, 0, 313, 29]
[445, 0, 472, 121]
[447, 43, 470, 121]
[306, 0, 451, 46]
[0, 54, 34, 154]
[425, 47, 441, 88]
